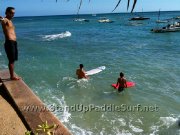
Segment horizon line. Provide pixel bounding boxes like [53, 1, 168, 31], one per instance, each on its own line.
[14, 10, 180, 18]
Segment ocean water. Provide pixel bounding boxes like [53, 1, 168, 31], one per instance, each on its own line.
[0, 11, 180, 135]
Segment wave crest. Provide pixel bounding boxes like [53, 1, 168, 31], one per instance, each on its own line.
[42, 31, 71, 41]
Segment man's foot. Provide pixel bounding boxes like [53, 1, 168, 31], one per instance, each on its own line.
[10, 76, 21, 80]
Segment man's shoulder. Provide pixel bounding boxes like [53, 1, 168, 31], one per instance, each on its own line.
[0, 16, 4, 21]
[1, 18, 9, 24]
[123, 78, 127, 81]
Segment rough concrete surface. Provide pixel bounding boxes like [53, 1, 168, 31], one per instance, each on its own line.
[0, 86, 27, 135]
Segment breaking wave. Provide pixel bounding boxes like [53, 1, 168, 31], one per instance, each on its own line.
[42, 31, 71, 41]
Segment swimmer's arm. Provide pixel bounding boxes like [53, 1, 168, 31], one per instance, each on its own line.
[76, 69, 78, 75]
[84, 74, 89, 79]
[85, 75, 89, 79]
[83, 70, 89, 79]
[116, 78, 119, 87]
[125, 79, 127, 88]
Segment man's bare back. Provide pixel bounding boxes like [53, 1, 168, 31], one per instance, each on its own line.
[76, 69, 86, 79]
[117, 77, 127, 88]
[76, 64, 88, 79]
[116, 72, 127, 93]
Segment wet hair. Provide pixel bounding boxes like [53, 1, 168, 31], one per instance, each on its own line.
[120, 72, 124, 77]
[79, 64, 84, 68]
[5, 7, 15, 14]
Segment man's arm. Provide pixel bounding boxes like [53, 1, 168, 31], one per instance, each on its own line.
[82, 71, 89, 79]
[0, 16, 4, 20]
[116, 78, 119, 87]
[1, 19, 8, 36]
[76, 69, 78, 76]
[124, 79, 127, 88]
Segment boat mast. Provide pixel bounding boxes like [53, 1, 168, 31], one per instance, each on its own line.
[158, 9, 161, 21]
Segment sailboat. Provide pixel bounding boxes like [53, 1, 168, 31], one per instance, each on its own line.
[151, 23, 180, 33]
[74, 0, 89, 22]
[98, 17, 114, 23]
[151, 21, 180, 33]
[156, 9, 168, 23]
[129, 16, 149, 20]
[74, 17, 89, 22]
[129, 9, 150, 21]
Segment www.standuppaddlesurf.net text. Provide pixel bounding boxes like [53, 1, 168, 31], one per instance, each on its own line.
[21, 104, 159, 113]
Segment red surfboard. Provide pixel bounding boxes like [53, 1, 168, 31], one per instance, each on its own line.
[111, 82, 135, 89]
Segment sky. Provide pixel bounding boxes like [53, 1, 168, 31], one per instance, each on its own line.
[0, 0, 180, 17]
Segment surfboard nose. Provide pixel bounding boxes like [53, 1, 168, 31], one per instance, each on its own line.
[98, 66, 106, 70]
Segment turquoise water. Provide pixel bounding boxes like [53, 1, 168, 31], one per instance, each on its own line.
[0, 11, 180, 134]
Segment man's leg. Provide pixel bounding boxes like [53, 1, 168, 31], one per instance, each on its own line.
[9, 62, 20, 80]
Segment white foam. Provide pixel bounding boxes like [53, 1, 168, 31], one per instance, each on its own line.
[150, 126, 159, 135]
[60, 76, 90, 89]
[42, 31, 71, 41]
[62, 77, 77, 81]
[114, 128, 132, 135]
[150, 115, 179, 135]
[129, 124, 143, 133]
[71, 124, 93, 135]
[129, 119, 143, 133]
[77, 78, 88, 83]
[118, 118, 126, 126]
[135, 118, 143, 125]
[0, 52, 2, 56]
[103, 91, 116, 94]
[63, 76, 88, 88]
[57, 77, 76, 89]
[51, 96, 71, 123]
[159, 116, 178, 128]
[76, 78, 90, 88]
[100, 128, 105, 135]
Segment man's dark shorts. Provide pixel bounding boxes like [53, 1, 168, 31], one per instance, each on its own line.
[4, 40, 18, 63]
[118, 87, 124, 93]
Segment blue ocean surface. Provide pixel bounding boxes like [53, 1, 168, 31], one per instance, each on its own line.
[0, 11, 180, 134]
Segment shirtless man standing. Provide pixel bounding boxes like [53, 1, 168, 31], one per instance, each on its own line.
[76, 64, 89, 79]
[1, 7, 20, 80]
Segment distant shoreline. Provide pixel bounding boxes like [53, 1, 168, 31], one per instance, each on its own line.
[14, 10, 180, 18]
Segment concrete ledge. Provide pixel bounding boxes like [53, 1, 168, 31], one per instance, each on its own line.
[0, 85, 27, 135]
[0, 70, 71, 135]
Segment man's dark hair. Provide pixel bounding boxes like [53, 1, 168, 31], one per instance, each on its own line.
[6, 7, 15, 14]
[120, 72, 124, 77]
[80, 64, 84, 69]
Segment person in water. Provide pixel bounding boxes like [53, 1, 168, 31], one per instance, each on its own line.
[76, 64, 89, 79]
[1, 7, 21, 80]
[116, 72, 127, 93]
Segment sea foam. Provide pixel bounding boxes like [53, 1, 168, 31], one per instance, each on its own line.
[51, 96, 71, 123]
[42, 31, 71, 41]
[150, 115, 179, 135]
[71, 124, 93, 135]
